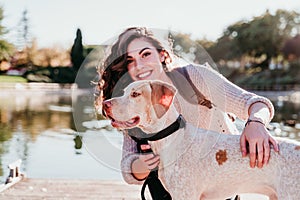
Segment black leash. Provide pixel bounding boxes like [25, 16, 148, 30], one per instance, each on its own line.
[138, 139, 171, 200]
[130, 115, 186, 200]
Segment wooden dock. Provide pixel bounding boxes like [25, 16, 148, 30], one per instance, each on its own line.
[0, 178, 269, 200]
[0, 178, 150, 200]
[0, 159, 149, 200]
[0, 160, 269, 200]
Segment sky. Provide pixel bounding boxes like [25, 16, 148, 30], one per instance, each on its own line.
[1, 0, 300, 49]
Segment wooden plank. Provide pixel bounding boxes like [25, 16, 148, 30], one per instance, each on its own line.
[0, 176, 23, 193]
[0, 178, 150, 200]
[0, 159, 25, 193]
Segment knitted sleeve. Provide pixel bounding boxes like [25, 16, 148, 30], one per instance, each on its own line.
[120, 131, 143, 185]
[185, 64, 274, 122]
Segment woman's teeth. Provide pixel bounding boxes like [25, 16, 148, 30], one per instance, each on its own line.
[137, 71, 151, 79]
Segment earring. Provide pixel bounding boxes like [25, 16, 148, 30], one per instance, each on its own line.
[160, 51, 165, 62]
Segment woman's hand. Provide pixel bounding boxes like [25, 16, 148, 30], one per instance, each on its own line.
[240, 121, 279, 168]
[131, 144, 160, 180]
[139, 144, 160, 170]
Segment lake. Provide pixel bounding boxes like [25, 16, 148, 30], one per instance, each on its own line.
[0, 83, 299, 184]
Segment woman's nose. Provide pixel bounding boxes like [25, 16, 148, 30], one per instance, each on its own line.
[135, 59, 144, 69]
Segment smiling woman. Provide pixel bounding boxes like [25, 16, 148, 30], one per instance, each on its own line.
[96, 27, 276, 200]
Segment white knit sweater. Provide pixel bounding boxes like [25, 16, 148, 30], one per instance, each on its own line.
[120, 64, 274, 184]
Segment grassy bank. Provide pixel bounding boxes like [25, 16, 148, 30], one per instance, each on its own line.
[0, 75, 27, 83]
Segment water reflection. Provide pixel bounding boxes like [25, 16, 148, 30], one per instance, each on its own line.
[0, 88, 75, 181]
[255, 91, 300, 141]
[0, 86, 122, 183]
[0, 87, 299, 184]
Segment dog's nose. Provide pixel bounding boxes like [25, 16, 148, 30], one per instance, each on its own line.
[102, 100, 112, 109]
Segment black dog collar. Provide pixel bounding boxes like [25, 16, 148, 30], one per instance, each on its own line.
[146, 114, 186, 141]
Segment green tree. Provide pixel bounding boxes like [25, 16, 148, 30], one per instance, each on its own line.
[70, 28, 84, 71]
[171, 32, 194, 54]
[170, 32, 217, 67]
[17, 9, 31, 50]
[206, 35, 236, 62]
[13, 9, 33, 69]
[0, 7, 14, 61]
[223, 9, 300, 68]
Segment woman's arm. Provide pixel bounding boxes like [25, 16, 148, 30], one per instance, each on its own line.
[186, 65, 278, 167]
[121, 132, 144, 184]
[121, 132, 160, 184]
[186, 65, 274, 120]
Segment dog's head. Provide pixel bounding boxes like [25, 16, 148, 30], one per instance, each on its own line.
[102, 80, 176, 132]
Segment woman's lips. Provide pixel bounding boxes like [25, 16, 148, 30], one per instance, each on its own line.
[137, 70, 152, 79]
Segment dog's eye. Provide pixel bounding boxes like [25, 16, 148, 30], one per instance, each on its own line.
[131, 92, 141, 98]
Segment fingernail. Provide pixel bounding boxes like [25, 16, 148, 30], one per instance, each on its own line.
[141, 144, 150, 150]
[258, 163, 262, 168]
[276, 145, 280, 152]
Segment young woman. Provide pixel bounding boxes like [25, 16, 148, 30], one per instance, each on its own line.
[96, 27, 278, 185]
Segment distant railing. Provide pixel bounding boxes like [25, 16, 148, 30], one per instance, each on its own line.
[0, 82, 78, 90]
[242, 84, 300, 91]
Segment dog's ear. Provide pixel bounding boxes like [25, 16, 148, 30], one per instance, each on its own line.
[150, 81, 176, 119]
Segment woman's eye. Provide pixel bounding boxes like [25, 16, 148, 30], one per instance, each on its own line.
[142, 52, 151, 58]
[126, 59, 133, 64]
[131, 92, 140, 98]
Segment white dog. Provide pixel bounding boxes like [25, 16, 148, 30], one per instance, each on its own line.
[103, 80, 300, 200]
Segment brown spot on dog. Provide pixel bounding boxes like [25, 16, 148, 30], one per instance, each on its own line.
[216, 150, 227, 165]
[295, 146, 300, 150]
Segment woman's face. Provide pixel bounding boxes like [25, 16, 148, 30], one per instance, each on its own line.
[126, 38, 164, 81]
